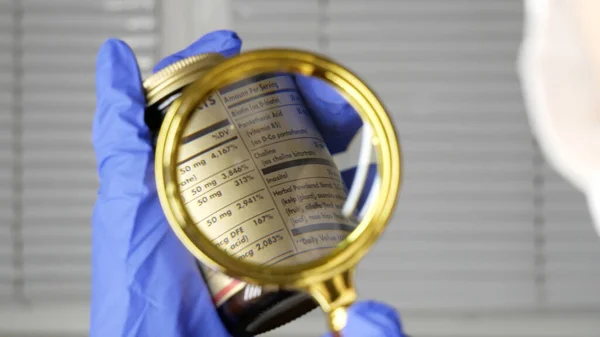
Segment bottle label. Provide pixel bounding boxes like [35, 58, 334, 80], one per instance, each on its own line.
[175, 74, 357, 303]
[200, 265, 246, 306]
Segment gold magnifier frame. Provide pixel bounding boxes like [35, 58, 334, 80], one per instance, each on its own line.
[155, 49, 402, 334]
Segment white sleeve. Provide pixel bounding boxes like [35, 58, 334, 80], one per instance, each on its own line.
[519, 0, 600, 236]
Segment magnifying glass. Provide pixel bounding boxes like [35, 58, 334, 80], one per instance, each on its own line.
[154, 49, 402, 335]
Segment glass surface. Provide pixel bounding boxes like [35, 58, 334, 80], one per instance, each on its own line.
[174, 72, 379, 268]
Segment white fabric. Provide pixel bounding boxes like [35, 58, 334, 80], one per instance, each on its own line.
[519, 0, 600, 236]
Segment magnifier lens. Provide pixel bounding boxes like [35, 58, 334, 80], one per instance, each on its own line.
[173, 71, 378, 268]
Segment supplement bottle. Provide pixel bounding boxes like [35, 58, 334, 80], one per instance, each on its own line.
[143, 53, 319, 336]
[145, 53, 356, 336]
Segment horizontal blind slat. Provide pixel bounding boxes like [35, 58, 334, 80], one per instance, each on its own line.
[327, 21, 523, 38]
[21, 53, 154, 70]
[328, 0, 521, 13]
[233, 0, 319, 16]
[23, 14, 156, 32]
[22, 0, 154, 12]
[0, 1, 14, 306]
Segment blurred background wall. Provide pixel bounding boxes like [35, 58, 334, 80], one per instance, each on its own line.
[1, 0, 600, 336]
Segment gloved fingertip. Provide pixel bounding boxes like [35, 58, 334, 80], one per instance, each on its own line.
[296, 75, 347, 105]
[212, 29, 243, 57]
[350, 300, 402, 321]
[153, 29, 243, 72]
[92, 37, 147, 170]
[96, 38, 137, 72]
[97, 37, 133, 57]
[343, 300, 405, 336]
[295, 75, 363, 154]
[95, 38, 142, 100]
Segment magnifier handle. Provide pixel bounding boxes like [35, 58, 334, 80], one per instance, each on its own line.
[307, 270, 357, 336]
[329, 305, 350, 337]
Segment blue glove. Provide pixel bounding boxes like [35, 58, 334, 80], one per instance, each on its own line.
[91, 30, 403, 337]
[91, 30, 241, 337]
[328, 301, 406, 337]
[295, 76, 378, 207]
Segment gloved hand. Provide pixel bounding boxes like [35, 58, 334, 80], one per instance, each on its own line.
[328, 301, 406, 337]
[91, 30, 403, 337]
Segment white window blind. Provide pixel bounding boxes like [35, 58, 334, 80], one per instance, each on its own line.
[231, 0, 600, 315]
[1, 0, 600, 336]
[544, 164, 600, 307]
[0, 0, 16, 304]
[0, 0, 160, 307]
[327, 0, 536, 310]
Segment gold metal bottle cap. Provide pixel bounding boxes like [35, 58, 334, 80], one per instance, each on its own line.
[143, 53, 227, 107]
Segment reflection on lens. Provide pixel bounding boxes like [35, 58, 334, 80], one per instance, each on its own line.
[175, 72, 371, 267]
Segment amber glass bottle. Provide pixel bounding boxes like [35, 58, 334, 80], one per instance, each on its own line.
[143, 53, 317, 336]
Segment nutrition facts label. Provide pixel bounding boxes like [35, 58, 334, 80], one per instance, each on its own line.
[176, 73, 356, 268]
